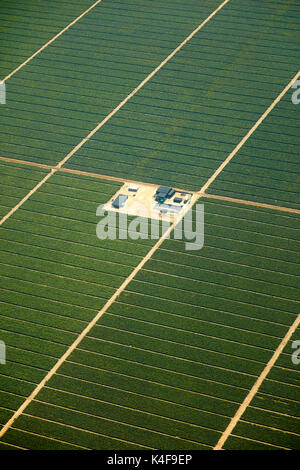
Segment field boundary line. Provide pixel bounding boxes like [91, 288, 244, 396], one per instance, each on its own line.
[199, 69, 300, 194]
[1, 155, 300, 215]
[0, 156, 53, 170]
[0, 441, 26, 450]
[213, 313, 300, 450]
[2, 0, 104, 82]
[203, 192, 300, 215]
[32, 396, 300, 440]
[74, 336, 257, 379]
[142, 261, 299, 289]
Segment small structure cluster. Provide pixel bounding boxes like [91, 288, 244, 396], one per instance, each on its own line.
[154, 186, 192, 215]
[154, 186, 175, 204]
[107, 183, 194, 221]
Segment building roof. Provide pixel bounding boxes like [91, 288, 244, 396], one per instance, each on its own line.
[112, 194, 128, 208]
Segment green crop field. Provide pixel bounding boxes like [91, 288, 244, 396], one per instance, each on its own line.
[64, 1, 300, 190]
[0, 171, 157, 437]
[0, 0, 299, 452]
[0, 161, 48, 219]
[225, 326, 300, 449]
[1, 199, 299, 450]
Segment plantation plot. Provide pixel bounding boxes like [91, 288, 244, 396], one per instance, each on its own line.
[0, 172, 159, 432]
[0, 0, 299, 453]
[1, 198, 298, 449]
[209, 92, 300, 210]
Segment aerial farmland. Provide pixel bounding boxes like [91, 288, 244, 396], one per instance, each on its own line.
[0, 0, 299, 452]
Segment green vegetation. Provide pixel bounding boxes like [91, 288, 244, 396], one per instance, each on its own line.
[210, 93, 300, 209]
[2, 199, 298, 449]
[0, 161, 49, 218]
[0, 0, 299, 452]
[0, 171, 157, 438]
[65, 2, 300, 190]
[0, 0, 222, 165]
[0, 0, 94, 77]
